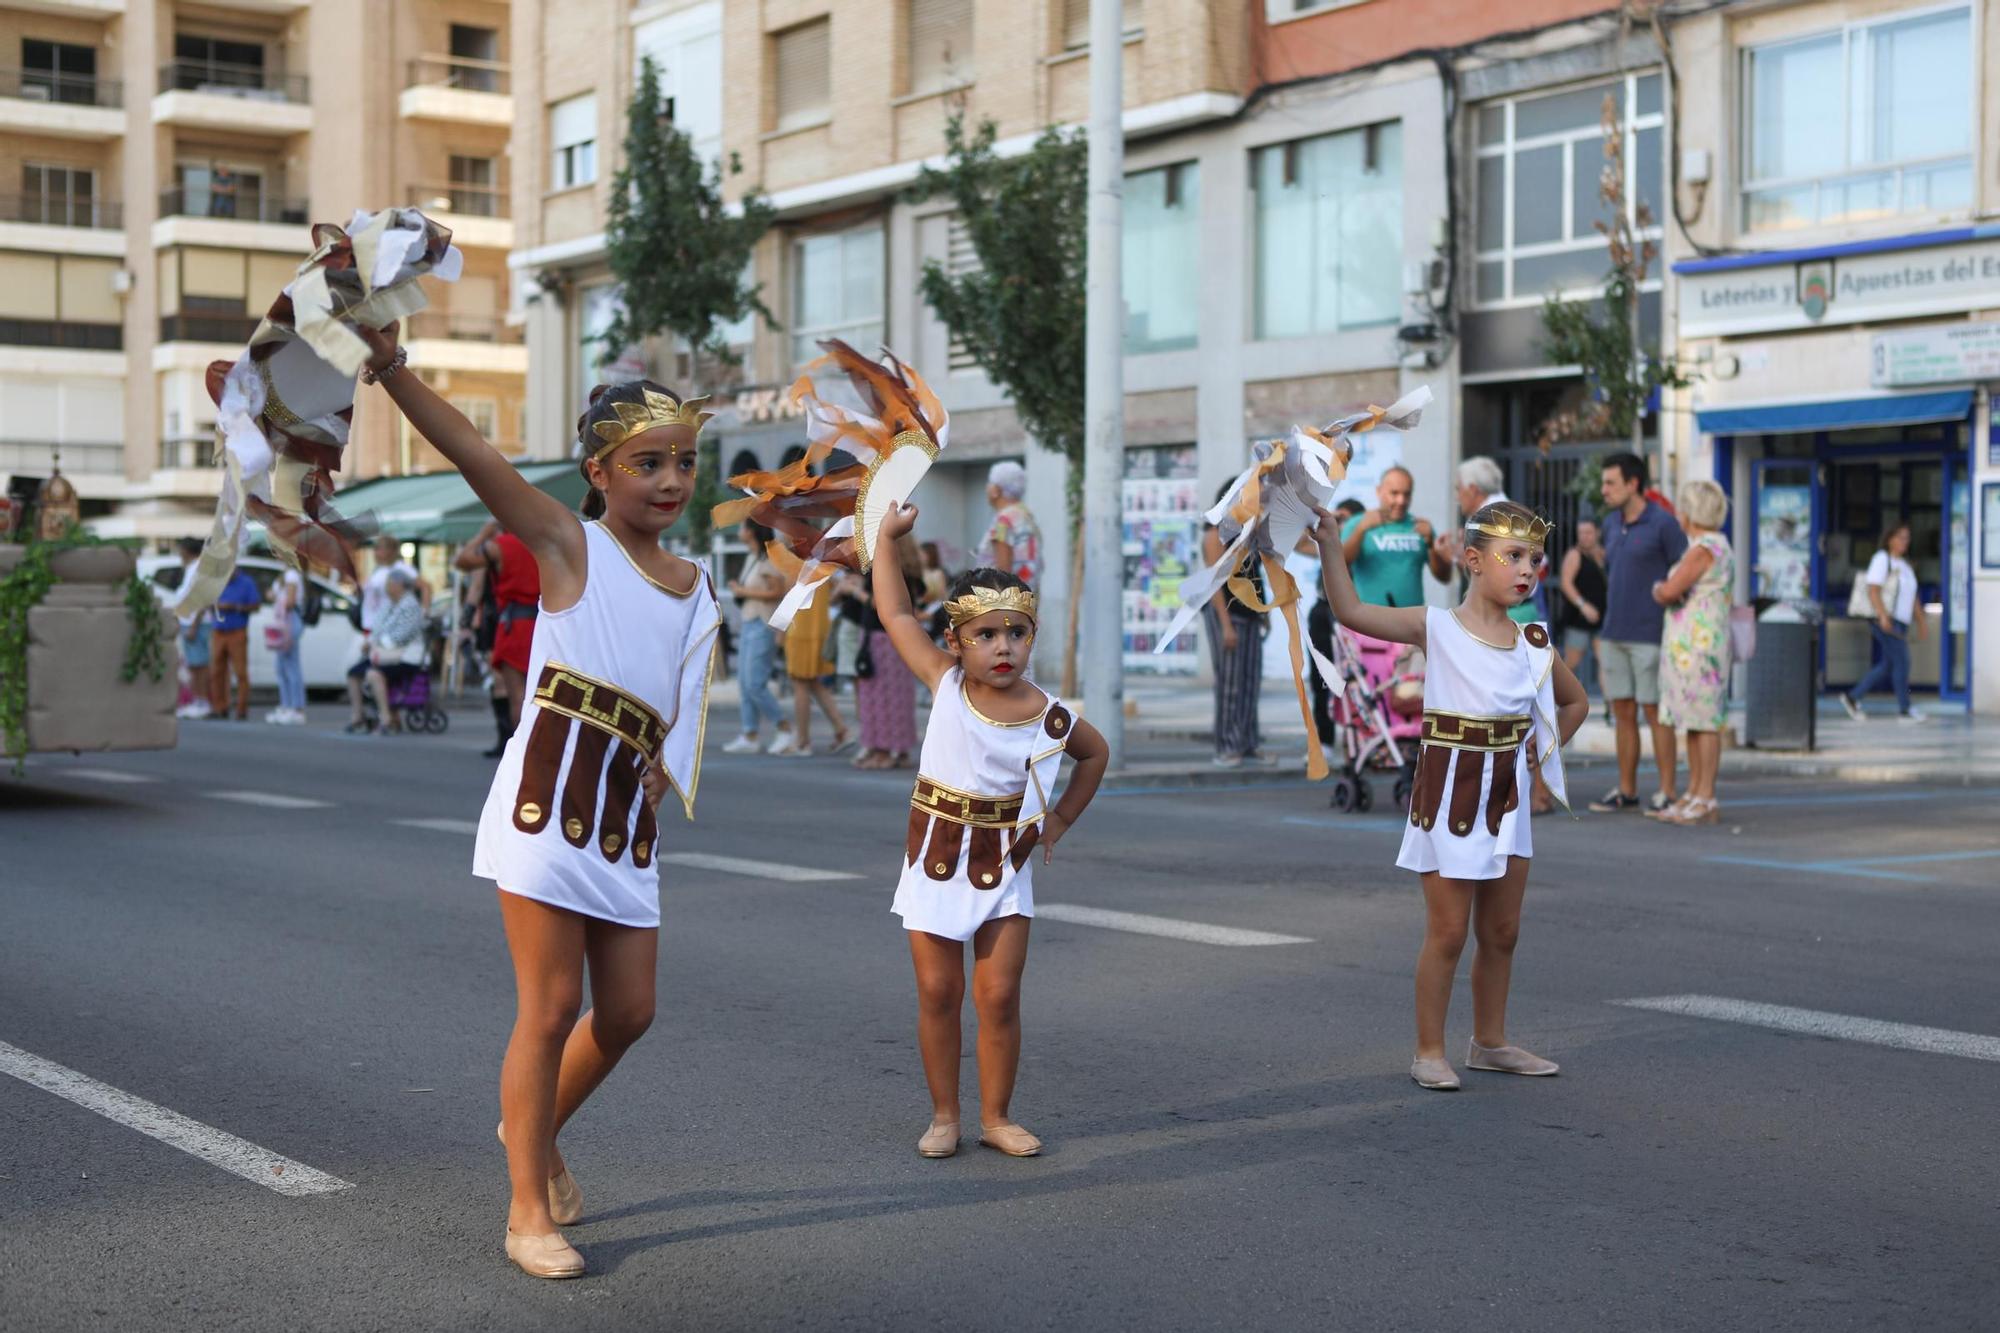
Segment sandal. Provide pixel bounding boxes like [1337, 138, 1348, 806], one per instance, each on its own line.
[1662, 796, 1720, 826]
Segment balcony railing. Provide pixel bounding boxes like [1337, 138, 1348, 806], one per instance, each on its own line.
[159, 313, 261, 345]
[0, 318, 121, 350]
[406, 183, 508, 219]
[404, 312, 522, 343]
[404, 55, 509, 96]
[159, 60, 309, 104]
[0, 66, 122, 108]
[159, 436, 220, 470]
[158, 186, 308, 225]
[0, 440, 123, 476]
[0, 193, 122, 229]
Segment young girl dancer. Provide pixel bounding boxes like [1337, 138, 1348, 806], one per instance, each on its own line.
[870, 502, 1108, 1158]
[1313, 498, 1587, 1092]
[359, 322, 720, 1278]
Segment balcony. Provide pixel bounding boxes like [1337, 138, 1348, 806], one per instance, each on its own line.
[158, 312, 261, 345]
[399, 56, 511, 126]
[0, 318, 121, 351]
[154, 186, 310, 251]
[152, 61, 312, 136]
[0, 439, 122, 481]
[0, 66, 125, 139]
[0, 192, 126, 256]
[404, 311, 527, 375]
[405, 183, 511, 249]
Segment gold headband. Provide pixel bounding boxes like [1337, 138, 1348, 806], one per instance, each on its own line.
[1465, 510, 1552, 547]
[945, 585, 1038, 630]
[589, 387, 715, 460]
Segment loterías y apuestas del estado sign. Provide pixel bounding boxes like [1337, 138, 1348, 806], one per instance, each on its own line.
[1676, 230, 2000, 339]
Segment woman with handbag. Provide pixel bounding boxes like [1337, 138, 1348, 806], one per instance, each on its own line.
[1840, 523, 1928, 723]
[1650, 480, 1736, 826]
[837, 538, 925, 769]
[264, 567, 309, 726]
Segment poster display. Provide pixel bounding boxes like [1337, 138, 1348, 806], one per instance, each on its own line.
[1947, 478, 1969, 633]
[1755, 484, 1813, 600]
[1122, 445, 1202, 672]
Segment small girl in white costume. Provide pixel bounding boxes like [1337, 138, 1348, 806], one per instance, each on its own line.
[1313, 499, 1587, 1092]
[360, 323, 719, 1279]
[870, 502, 1108, 1160]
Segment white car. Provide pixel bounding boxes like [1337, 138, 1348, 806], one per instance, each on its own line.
[141, 556, 364, 692]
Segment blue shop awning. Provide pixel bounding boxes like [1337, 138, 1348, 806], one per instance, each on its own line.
[1695, 389, 1972, 436]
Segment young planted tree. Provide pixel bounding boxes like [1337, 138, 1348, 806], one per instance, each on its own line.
[907, 114, 1089, 690]
[601, 55, 777, 544]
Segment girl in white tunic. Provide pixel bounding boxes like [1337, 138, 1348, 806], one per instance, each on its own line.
[361, 322, 718, 1280]
[1313, 499, 1588, 1093]
[871, 502, 1108, 1161]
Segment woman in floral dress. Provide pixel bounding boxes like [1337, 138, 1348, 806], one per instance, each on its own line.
[1652, 479, 1735, 826]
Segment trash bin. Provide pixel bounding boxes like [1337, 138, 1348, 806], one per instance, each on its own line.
[1744, 604, 1819, 750]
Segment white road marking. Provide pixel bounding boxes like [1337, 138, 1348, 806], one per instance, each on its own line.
[0, 1039, 354, 1196]
[396, 817, 480, 835]
[62, 769, 158, 785]
[1615, 995, 2000, 1064]
[660, 852, 861, 883]
[1034, 904, 1313, 947]
[208, 791, 332, 810]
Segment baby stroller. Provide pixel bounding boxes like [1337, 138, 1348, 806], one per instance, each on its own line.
[1321, 624, 1424, 813]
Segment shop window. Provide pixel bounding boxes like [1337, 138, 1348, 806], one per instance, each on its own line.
[1123, 162, 1199, 353]
[1472, 72, 1662, 306]
[771, 20, 830, 133]
[1252, 122, 1401, 339]
[1741, 6, 1971, 232]
[549, 93, 597, 190]
[791, 223, 883, 367]
[907, 0, 973, 95]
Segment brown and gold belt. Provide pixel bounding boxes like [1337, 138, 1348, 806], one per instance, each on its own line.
[534, 662, 666, 759]
[511, 662, 667, 869]
[1419, 710, 1531, 751]
[1408, 711, 1532, 839]
[909, 775, 1025, 828]
[906, 775, 1039, 890]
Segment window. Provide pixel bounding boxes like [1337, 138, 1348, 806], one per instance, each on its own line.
[1062, 0, 1142, 49]
[448, 25, 501, 92]
[1472, 72, 1662, 306]
[22, 39, 97, 104]
[171, 34, 266, 91]
[451, 397, 498, 440]
[1741, 6, 1971, 232]
[1252, 121, 1402, 339]
[448, 155, 499, 216]
[173, 161, 270, 221]
[1123, 162, 1199, 353]
[772, 19, 831, 132]
[21, 164, 98, 228]
[791, 224, 883, 365]
[549, 93, 597, 189]
[635, 2, 723, 168]
[907, 0, 973, 94]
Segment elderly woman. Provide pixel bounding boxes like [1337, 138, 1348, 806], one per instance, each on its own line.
[978, 460, 1040, 585]
[1650, 479, 1735, 826]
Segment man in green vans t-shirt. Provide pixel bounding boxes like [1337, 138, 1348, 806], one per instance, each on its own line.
[1340, 466, 1452, 609]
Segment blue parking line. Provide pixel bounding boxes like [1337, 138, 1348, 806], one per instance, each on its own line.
[1703, 855, 1917, 882]
[1722, 791, 1978, 809]
[1839, 850, 2000, 868]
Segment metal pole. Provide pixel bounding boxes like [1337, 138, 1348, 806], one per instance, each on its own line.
[1081, 0, 1125, 766]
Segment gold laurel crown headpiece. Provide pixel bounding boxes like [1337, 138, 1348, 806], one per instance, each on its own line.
[589, 387, 715, 459]
[945, 585, 1039, 630]
[1465, 510, 1553, 547]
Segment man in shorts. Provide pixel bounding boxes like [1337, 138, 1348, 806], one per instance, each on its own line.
[1590, 452, 1688, 813]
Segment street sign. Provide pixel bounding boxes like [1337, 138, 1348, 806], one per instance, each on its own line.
[1870, 322, 2000, 388]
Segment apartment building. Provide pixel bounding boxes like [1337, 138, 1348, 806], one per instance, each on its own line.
[1661, 0, 1999, 714]
[0, 0, 523, 540]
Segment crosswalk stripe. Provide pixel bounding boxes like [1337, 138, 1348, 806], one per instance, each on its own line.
[395, 817, 480, 835]
[1615, 995, 2000, 1064]
[209, 791, 332, 810]
[1035, 904, 1312, 947]
[661, 852, 861, 882]
[62, 768, 159, 784]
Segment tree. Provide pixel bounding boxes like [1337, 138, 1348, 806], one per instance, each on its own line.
[601, 56, 777, 544]
[907, 114, 1089, 688]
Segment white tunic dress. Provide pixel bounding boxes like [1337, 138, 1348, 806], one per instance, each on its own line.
[892, 667, 1071, 940]
[1396, 608, 1567, 882]
[473, 521, 720, 927]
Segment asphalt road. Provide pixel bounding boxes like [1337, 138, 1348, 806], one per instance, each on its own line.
[4, 707, 1998, 1331]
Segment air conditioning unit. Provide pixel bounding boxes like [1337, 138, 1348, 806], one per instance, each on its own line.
[20, 84, 52, 102]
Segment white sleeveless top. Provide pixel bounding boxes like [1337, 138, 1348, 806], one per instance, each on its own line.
[473, 521, 720, 927]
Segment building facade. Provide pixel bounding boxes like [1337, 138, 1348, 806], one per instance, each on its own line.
[0, 0, 524, 541]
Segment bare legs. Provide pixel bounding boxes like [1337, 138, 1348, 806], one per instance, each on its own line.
[1415, 859, 1529, 1059]
[906, 916, 1032, 1126]
[496, 892, 657, 1235]
[499, 662, 526, 730]
[1682, 729, 1720, 802]
[1611, 698, 1679, 801]
[790, 676, 848, 750]
[1648, 703, 1679, 801]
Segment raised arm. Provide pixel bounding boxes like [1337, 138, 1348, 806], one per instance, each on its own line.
[1311, 505, 1427, 649]
[871, 503, 956, 689]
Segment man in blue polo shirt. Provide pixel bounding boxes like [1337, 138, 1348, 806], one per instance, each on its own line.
[1589, 452, 1688, 813]
[208, 566, 261, 721]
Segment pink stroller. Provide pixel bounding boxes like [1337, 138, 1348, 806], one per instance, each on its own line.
[1322, 625, 1424, 813]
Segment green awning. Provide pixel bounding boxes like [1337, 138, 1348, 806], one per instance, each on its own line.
[331, 462, 584, 544]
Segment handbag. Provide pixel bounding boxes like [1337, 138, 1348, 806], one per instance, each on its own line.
[1847, 564, 1899, 619]
[854, 632, 876, 680]
[263, 622, 291, 652]
[1728, 606, 1756, 662]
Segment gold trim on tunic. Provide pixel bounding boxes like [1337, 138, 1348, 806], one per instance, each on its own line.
[534, 661, 668, 758]
[960, 679, 1048, 729]
[910, 774, 1035, 829]
[1419, 709, 1532, 751]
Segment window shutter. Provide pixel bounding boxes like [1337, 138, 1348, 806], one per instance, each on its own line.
[1064, 0, 1138, 50]
[908, 0, 972, 94]
[774, 19, 831, 131]
[944, 214, 980, 372]
[549, 93, 595, 150]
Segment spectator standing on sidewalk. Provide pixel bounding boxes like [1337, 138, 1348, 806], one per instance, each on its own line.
[1202, 479, 1272, 768]
[1589, 453, 1688, 814]
[1341, 466, 1453, 610]
[1841, 523, 1929, 723]
[723, 519, 790, 754]
[264, 565, 307, 725]
[1557, 517, 1607, 694]
[978, 461, 1040, 586]
[1652, 481, 1735, 826]
[208, 565, 259, 720]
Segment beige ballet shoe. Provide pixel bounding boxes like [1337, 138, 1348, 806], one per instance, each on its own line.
[498, 1122, 585, 1225]
[1410, 1055, 1461, 1090]
[917, 1119, 960, 1158]
[505, 1228, 585, 1279]
[1465, 1039, 1560, 1076]
[978, 1122, 1042, 1156]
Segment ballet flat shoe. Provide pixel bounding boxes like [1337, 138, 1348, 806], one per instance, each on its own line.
[505, 1228, 585, 1279]
[498, 1122, 585, 1224]
[917, 1120, 960, 1158]
[1465, 1040, 1560, 1076]
[978, 1122, 1042, 1156]
[1410, 1056, 1461, 1090]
